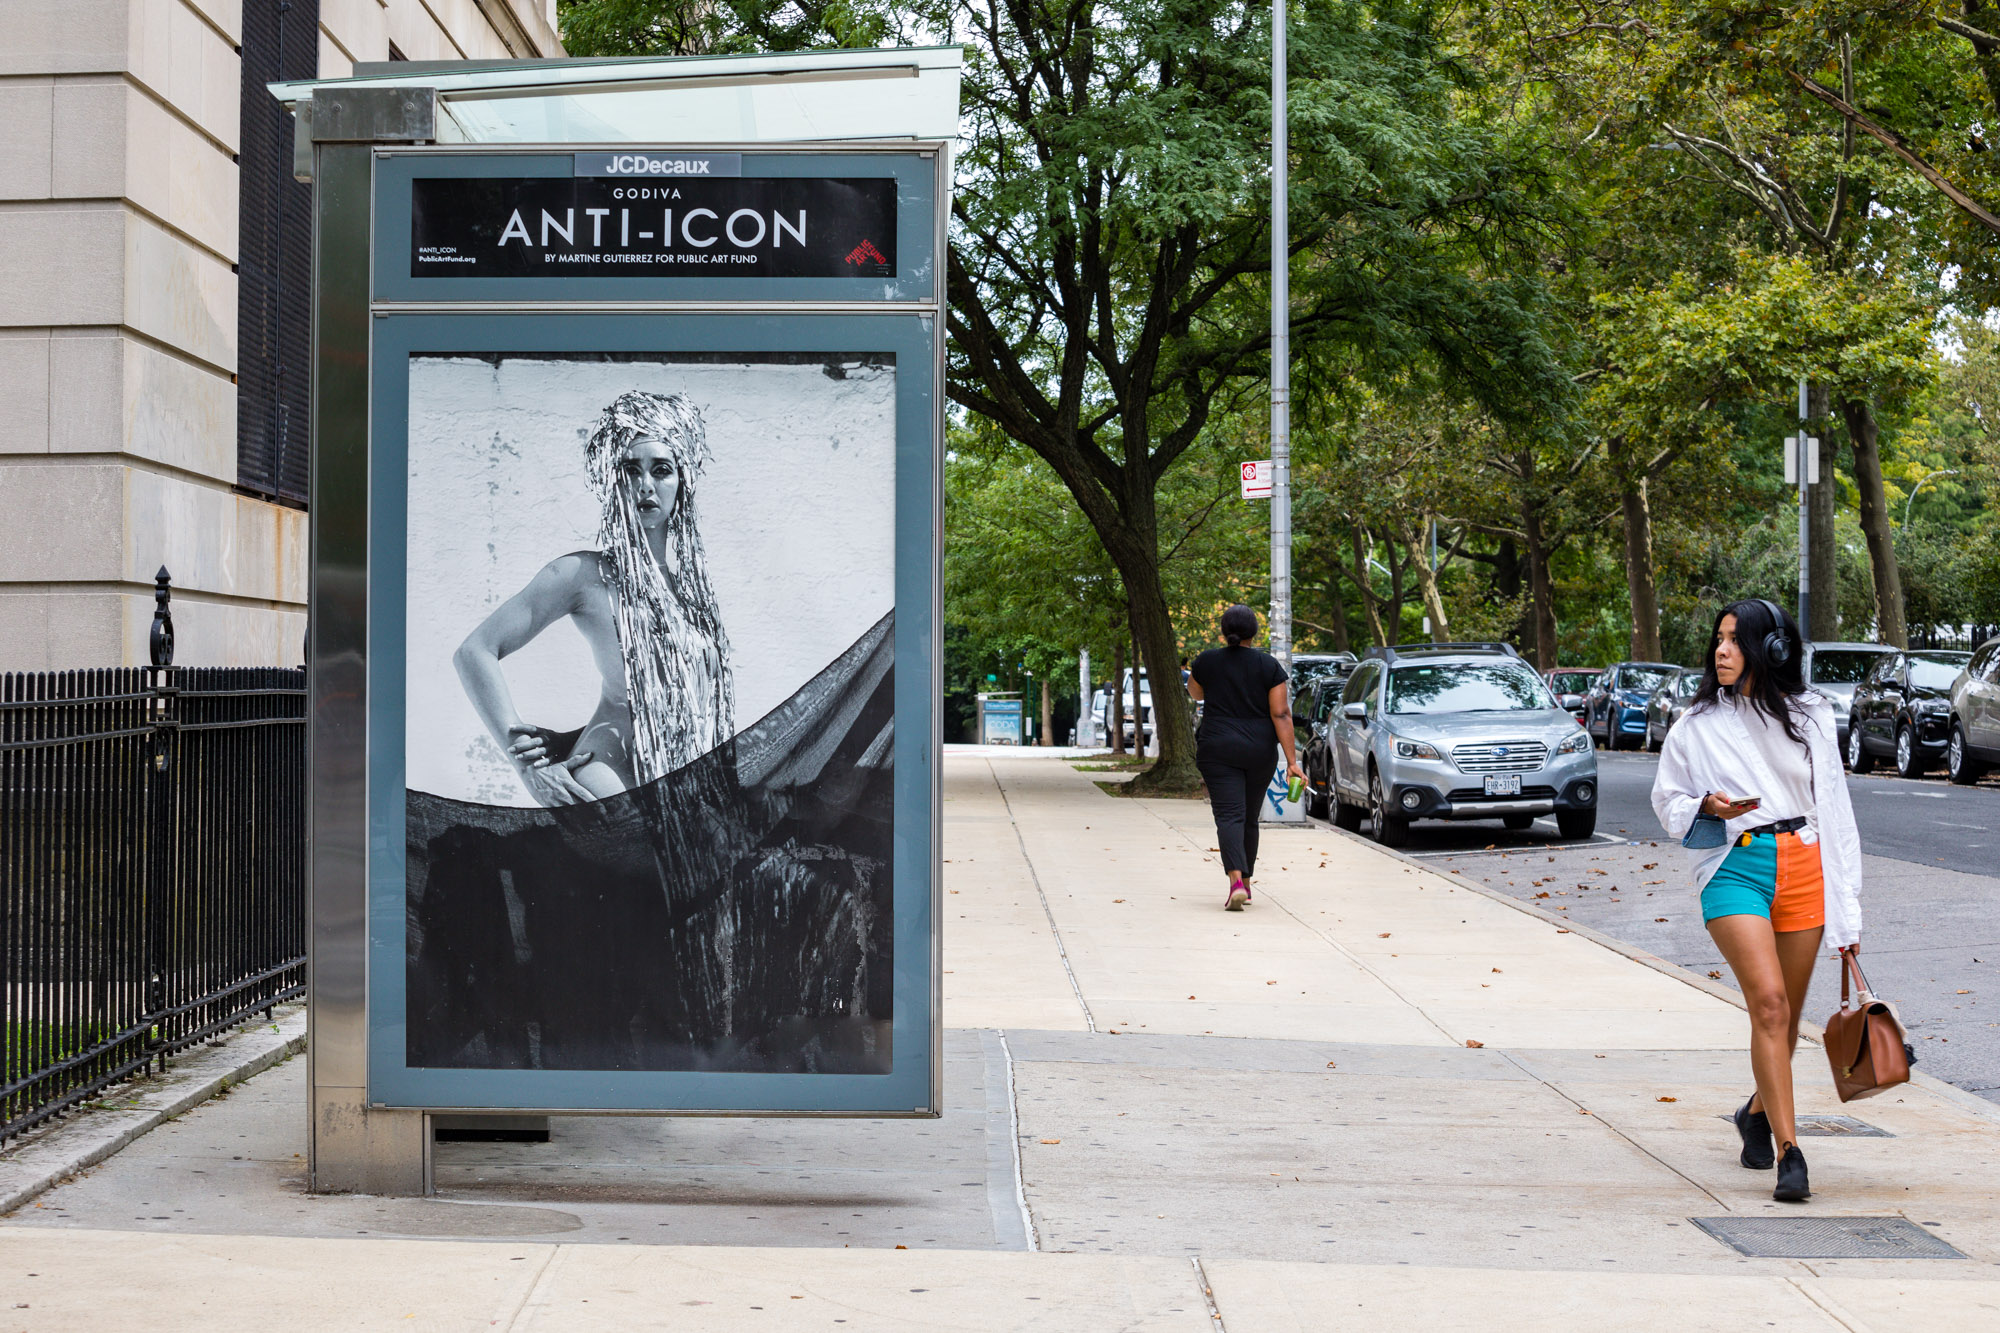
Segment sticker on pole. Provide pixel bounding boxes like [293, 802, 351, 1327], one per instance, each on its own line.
[1240, 459, 1273, 500]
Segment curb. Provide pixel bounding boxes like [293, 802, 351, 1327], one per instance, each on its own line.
[1305, 820, 2000, 1126]
[0, 1004, 307, 1216]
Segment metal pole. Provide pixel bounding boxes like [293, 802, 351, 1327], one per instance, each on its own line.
[1270, 0, 1291, 665]
[1796, 377, 1810, 640]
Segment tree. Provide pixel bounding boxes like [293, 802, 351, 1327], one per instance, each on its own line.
[949, 0, 1570, 786]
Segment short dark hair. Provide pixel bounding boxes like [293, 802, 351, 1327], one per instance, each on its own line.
[1220, 604, 1258, 646]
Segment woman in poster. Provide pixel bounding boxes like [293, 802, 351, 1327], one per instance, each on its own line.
[453, 390, 735, 805]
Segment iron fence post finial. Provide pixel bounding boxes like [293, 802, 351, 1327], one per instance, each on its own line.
[150, 567, 175, 669]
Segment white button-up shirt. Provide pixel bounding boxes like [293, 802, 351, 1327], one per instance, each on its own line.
[1650, 690, 1862, 951]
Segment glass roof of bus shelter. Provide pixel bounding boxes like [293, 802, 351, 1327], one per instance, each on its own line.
[270, 46, 962, 145]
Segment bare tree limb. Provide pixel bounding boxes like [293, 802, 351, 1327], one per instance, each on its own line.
[1787, 70, 2000, 235]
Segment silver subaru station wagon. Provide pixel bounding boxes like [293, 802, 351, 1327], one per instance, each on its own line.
[1326, 643, 1598, 846]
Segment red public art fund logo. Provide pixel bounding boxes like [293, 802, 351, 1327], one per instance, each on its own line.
[845, 239, 888, 267]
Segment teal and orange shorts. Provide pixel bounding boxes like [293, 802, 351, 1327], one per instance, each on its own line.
[1700, 830, 1826, 932]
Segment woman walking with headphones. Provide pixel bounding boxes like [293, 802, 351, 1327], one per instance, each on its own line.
[1652, 599, 1862, 1203]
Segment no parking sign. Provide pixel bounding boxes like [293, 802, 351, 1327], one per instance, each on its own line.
[1240, 459, 1273, 500]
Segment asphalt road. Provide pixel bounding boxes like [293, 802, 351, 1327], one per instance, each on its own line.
[1316, 750, 2000, 1104]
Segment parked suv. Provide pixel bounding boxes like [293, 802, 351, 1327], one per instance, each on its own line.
[1846, 649, 1972, 777]
[1585, 661, 1678, 749]
[1096, 668, 1155, 748]
[1947, 636, 2000, 784]
[1325, 643, 1597, 846]
[1803, 641, 1893, 750]
[1644, 667, 1700, 750]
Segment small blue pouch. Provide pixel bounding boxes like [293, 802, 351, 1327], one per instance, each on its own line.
[1682, 811, 1728, 849]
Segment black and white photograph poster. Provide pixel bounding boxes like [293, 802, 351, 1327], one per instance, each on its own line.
[401, 351, 897, 1075]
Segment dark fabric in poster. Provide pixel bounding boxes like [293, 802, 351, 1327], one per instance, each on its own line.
[406, 612, 895, 1074]
[409, 176, 899, 278]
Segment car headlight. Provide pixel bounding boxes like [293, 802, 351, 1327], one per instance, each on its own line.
[1555, 730, 1591, 755]
[1393, 739, 1441, 760]
[1918, 699, 1951, 714]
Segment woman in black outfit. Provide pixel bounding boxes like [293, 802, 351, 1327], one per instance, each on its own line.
[1186, 605, 1304, 911]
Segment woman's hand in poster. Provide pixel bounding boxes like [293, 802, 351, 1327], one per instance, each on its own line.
[508, 724, 595, 807]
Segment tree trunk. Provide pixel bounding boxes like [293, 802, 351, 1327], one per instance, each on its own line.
[1325, 564, 1351, 653]
[1840, 396, 1908, 647]
[1402, 519, 1451, 641]
[1122, 554, 1200, 791]
[1620, 470, 1662, 661]
[1108, 638, 1126, 755]
[1385, 542, 1407, 642]
[1523, 503, 1559, 671]
[1808, 385, 1838, 638]
[1039, 677, 1053, 746]
[1352, 526, 1386, 646]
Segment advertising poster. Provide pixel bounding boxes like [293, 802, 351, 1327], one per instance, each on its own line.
[399, 350, 898, 1076]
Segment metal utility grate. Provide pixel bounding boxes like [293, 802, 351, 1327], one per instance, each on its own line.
[1691, 1216, 1965, 1260]
[1714, 1113, 1893, 1138]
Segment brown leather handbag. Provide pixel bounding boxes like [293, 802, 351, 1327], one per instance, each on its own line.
[1824, 946, 1914, 1101]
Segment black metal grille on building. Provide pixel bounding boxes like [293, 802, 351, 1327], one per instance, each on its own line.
[236, 0, 321, 506]
[0, 573, 306, 1144]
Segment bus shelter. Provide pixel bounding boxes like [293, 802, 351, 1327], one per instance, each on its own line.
[274, 48, 959, 1193]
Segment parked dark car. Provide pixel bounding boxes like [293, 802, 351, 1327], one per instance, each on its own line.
[1846, 649, 1972, 777]
[1546, 668, 1598, 725]
[1584, 661, 1678, 750]
[1644, 667, 1701, 750]
[1296, 674, 1346, 819]
[1291, 652, 1358, 700]
[1948, 636, 2000, 784]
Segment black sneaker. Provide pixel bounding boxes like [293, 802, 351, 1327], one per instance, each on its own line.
[1774, 1142, 1810, 1202]
[1734, 1096, 1774, 1170]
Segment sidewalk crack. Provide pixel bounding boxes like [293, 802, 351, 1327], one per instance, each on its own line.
[987, 760, 1097, 1032]
[1191, 1255, 1228, 1331]
[499, 1245, 563, 1332]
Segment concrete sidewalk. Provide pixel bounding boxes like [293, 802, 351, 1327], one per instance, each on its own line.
[5, 749, 1998, 1330]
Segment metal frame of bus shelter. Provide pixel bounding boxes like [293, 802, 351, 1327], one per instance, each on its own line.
[293, 65, 951, 1194]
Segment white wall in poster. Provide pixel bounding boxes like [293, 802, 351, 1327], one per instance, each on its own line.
[404, 353, 897, 806]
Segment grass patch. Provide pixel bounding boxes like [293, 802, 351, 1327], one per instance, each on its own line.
[1072, 757, 1153, 772]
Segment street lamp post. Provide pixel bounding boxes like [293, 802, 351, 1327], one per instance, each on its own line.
[1902, 469, 1959, 529]
[1269, 0, 1291, 666]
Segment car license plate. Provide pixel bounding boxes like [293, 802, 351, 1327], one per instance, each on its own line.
[1483, 774, 1522, 797]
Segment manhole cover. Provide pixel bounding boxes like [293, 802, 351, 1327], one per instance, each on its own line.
[1712, 1113, 1892, 1138]
[1691, 1216, 1964, 1259]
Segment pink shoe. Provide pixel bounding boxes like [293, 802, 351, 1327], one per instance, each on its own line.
[1225, 882, 1249, 911]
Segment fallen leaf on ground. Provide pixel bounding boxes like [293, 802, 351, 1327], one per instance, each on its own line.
[1492, 967, 1503, 973]
[1657, 1096, 1678, 1103]
[1378, 932, 1392, 938]
[1708, 971, 1722, 979]
[1465, 1039, 1484, 1048]
[1326, 1061, 1337, 1068]
[1556, 928, 1572, 933]
[1113, 898, 1125, 903]
[1039, 1139, 1061, 1144]
[1654, 917, 1668, 922]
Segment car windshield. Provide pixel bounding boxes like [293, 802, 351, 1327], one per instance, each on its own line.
[1617, 667, 1671, 692]
[1809, 650, 1881, 684]
[1910, 654, 1970, 690]
[1550, 672, 1594, 694]
[1385, 663, 1552, 715]
[1677, 671, 1701, 697]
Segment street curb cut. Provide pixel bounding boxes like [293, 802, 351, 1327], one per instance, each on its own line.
[0, 1005, 307, 1217]
[1305, 820, 2000, 1126]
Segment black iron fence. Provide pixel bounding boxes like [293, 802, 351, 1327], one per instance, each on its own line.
[1, 571, 306, 1144]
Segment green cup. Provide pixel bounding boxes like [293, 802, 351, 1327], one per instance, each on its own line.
[1287, 774, 1304, 804]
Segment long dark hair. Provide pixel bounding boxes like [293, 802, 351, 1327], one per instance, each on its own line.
[1689, 598, 1809, 746]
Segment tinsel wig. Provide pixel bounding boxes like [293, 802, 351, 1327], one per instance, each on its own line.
[582, 390, 734, 781]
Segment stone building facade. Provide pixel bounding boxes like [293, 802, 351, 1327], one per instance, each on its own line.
[0, 0, 563, 669]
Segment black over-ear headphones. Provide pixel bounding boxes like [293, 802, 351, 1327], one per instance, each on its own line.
[1751, 598, 1794, 667]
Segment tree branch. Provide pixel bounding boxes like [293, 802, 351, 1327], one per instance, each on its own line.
[1787, 70, 2000, 235]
